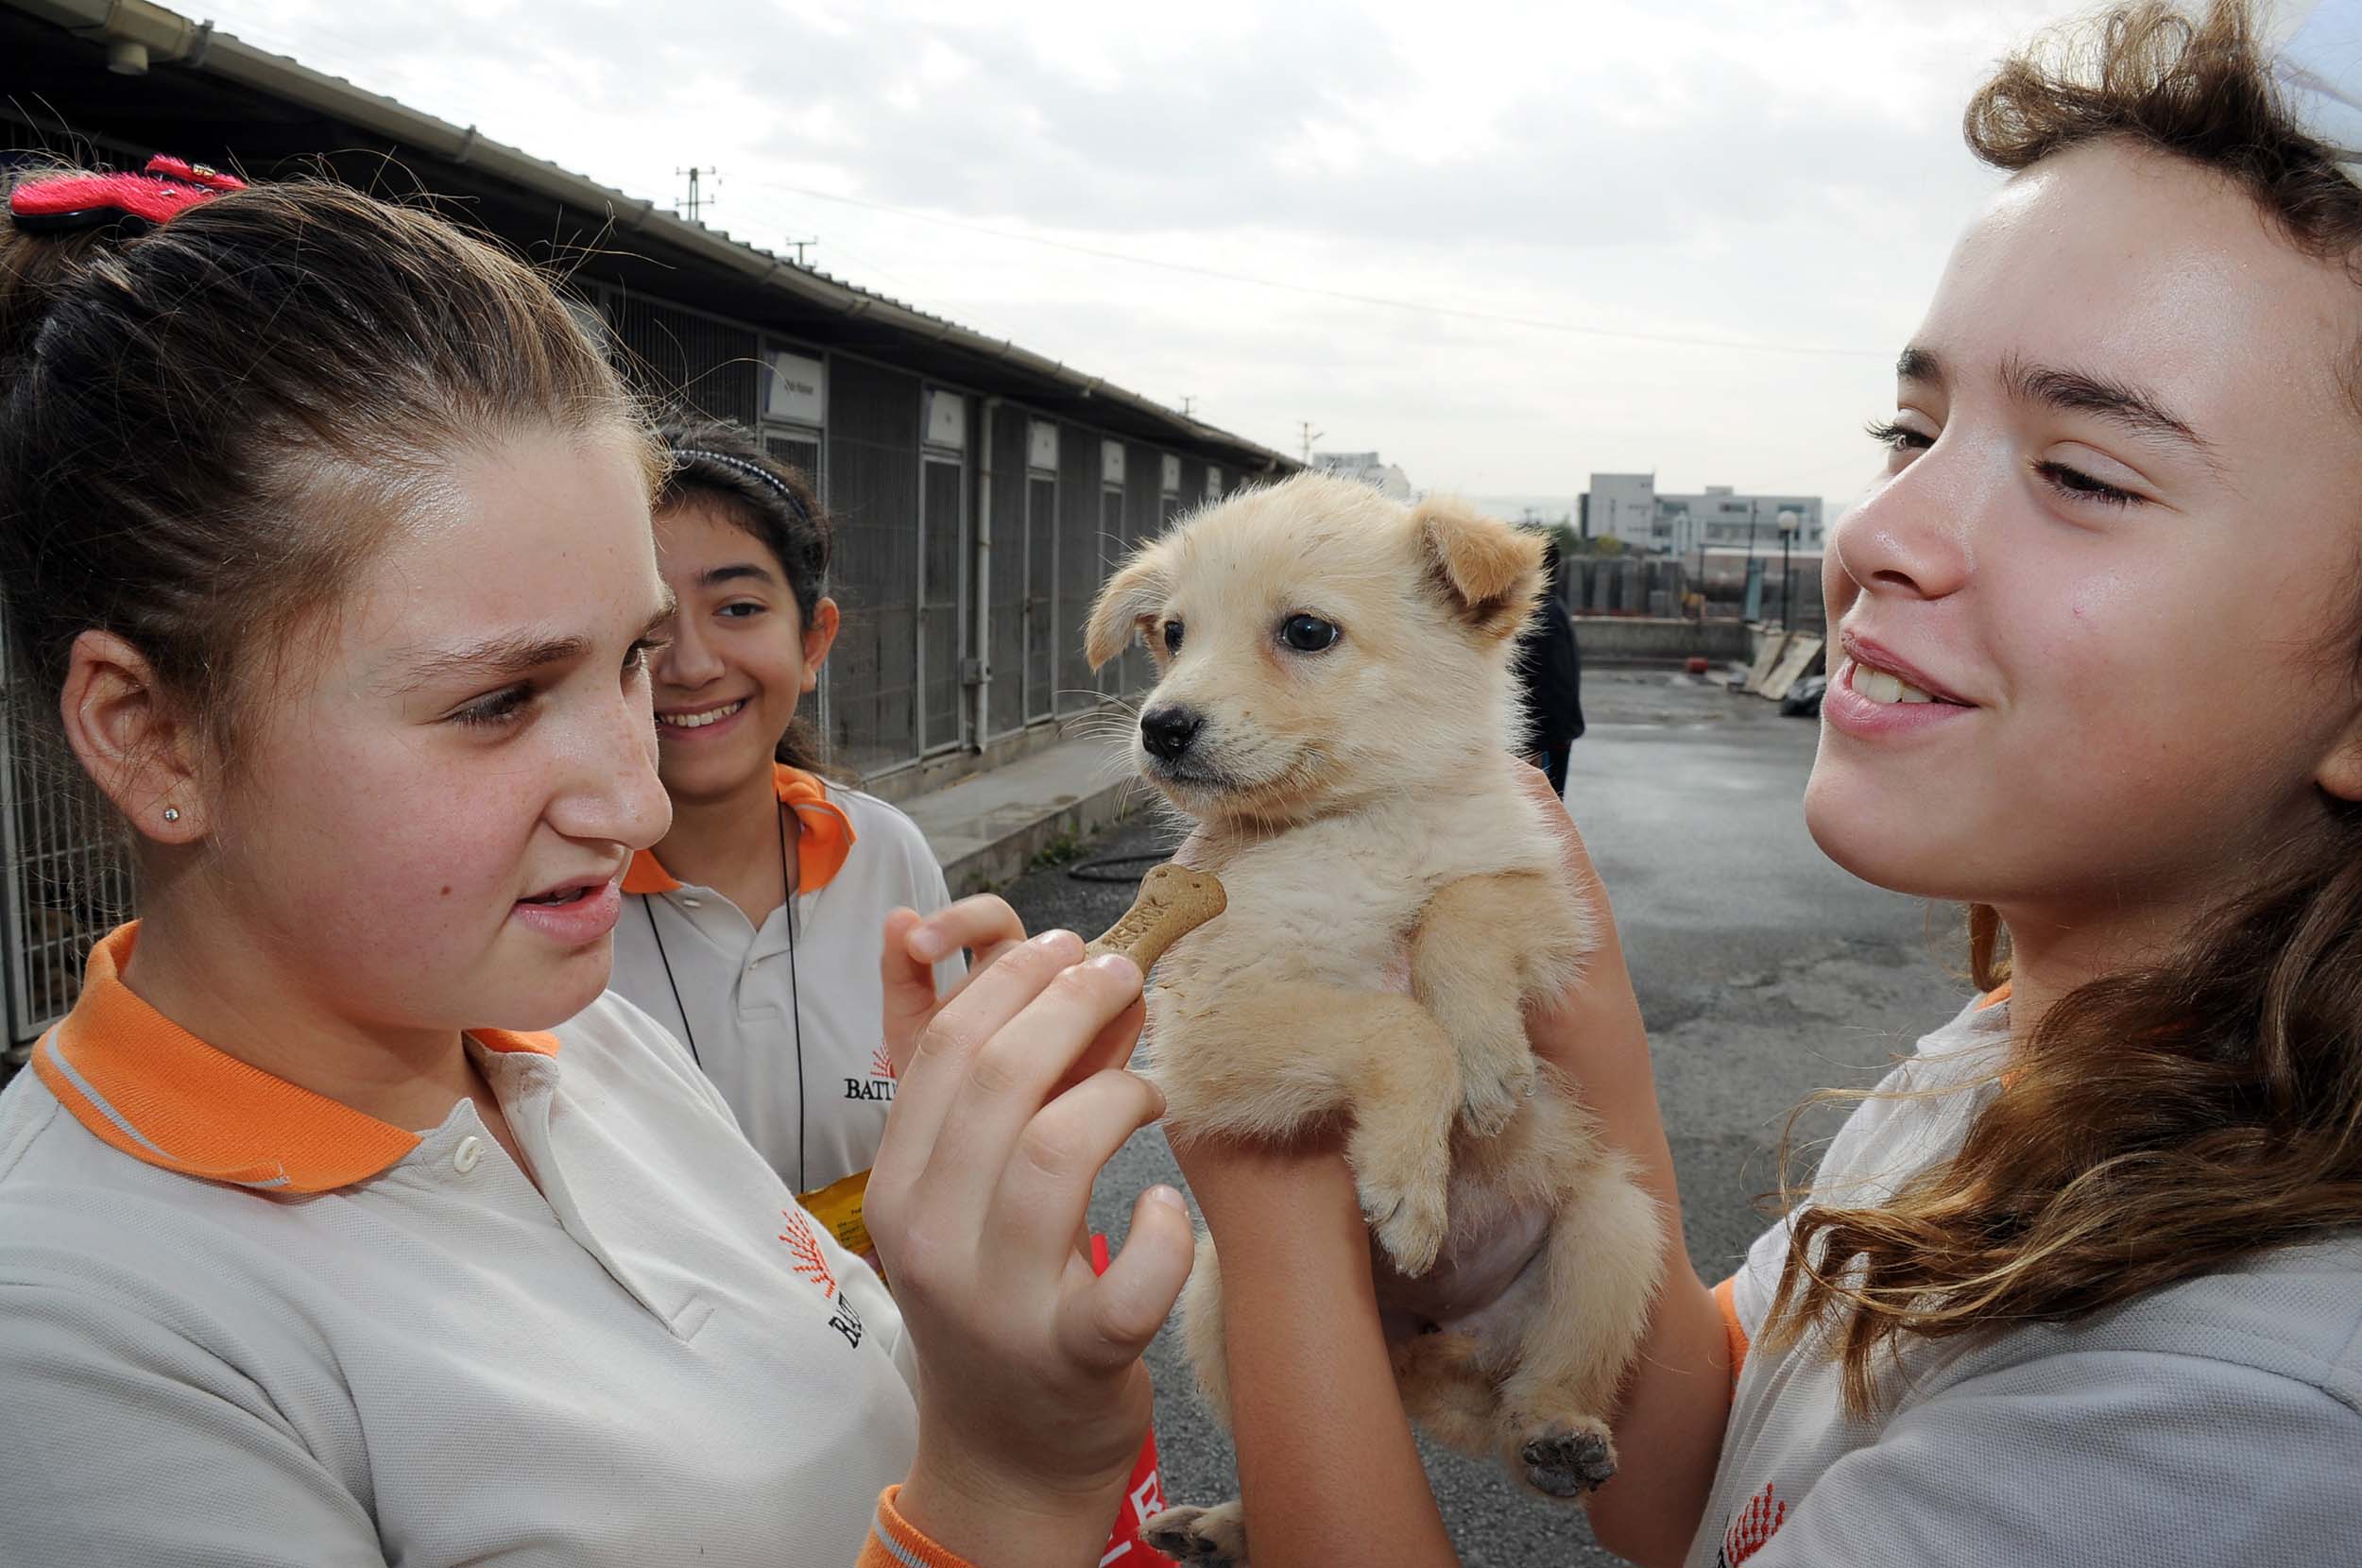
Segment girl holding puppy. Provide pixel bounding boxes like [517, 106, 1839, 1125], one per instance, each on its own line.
[1157, 4, 2362, 1565]
[0, 163, 1190, 1566]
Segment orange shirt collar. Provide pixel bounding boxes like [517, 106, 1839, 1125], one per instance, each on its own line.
[35, 923, 557, 1194]
[623, 763, 856, 896]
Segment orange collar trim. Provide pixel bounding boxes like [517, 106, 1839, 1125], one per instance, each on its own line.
[623, 763, 856, 897]
[34, 924, 558, 1194]
[1976, 983, 2012, 1011]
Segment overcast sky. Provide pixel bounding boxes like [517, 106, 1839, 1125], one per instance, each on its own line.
[188, 0, 2072, 516]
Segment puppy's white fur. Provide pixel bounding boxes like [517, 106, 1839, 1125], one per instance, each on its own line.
[1086, 473, 1665, 1567]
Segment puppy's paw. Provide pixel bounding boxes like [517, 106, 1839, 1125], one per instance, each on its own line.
[1518, 1418, 1618, 1497]
[1457, 1050, 1535, 1139]
[1142, 1500, 1249, 1567]
[1359, 1168, 1449, 1277]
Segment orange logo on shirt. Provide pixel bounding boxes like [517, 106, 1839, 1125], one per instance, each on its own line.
[779, 1207, 838, 1299]
[870, 1044, 898, 1081]
[1719, 1483, 1787, 1565]
[779, 1206, 866, 1349]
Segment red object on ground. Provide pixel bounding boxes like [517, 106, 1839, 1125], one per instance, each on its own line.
[1091, 1232, 1178, 1567]
[1686, 656, 1710, 674]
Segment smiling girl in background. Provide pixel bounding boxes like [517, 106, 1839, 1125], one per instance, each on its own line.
[608, 421, 974, 1249]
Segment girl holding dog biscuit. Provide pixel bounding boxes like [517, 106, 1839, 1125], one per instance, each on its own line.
[0, 161, 1189, 1568]
[1155, 4, 2362, 1566]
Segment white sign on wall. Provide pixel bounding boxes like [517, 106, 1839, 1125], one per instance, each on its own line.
[1160, 454, 1181, 495]
[1101, 440, 1126, 486]
[765, 349, 826, 425]
[924, 388, 967, 452]
[1028, 420, 1059, 472]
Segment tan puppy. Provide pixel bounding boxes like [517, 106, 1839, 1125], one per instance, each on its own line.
[1084, 473, 1664, 1566]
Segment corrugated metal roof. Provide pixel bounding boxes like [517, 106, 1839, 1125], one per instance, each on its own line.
[4, 0, 1297, 474]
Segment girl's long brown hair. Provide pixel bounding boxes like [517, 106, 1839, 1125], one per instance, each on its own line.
[1762, 0, 2362, 1417]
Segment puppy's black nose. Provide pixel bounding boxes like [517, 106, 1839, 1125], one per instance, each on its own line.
[1139, 705, 1203, 761]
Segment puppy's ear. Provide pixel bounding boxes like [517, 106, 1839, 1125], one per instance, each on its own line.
[1415, 496, 1544, 641]
[1086, 539, 1172, 671]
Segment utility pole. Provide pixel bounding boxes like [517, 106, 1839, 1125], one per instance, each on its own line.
[785, 238, 818, 266]
[674, 166, 719, 224]
[1297, 419, 1324, 465]
[1180, 395, 1197, 418]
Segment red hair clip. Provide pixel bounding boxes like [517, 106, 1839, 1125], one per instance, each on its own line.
[9, 154, 247, 236]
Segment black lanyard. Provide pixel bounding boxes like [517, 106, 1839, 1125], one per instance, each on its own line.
[639, 798, 810, 1191]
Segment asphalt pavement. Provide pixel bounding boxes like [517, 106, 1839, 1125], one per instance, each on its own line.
[1014, 669, 1960, 1567]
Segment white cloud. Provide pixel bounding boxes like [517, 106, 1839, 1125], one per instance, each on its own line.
[193, 0, 2074, 508]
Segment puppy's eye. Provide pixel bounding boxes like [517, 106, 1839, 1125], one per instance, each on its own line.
[1163, 619, 1184, 655]
[1279, 613, 1339, 653]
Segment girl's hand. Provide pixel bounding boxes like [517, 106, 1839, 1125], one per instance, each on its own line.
[880, 895, 1030, 1075]
[867, 930, 1196, 1566]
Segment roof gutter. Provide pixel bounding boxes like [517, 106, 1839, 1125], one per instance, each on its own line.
[9, 0, 1295, 474]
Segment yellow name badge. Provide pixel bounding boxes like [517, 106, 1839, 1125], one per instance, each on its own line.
[797, 1167, 880, 1276]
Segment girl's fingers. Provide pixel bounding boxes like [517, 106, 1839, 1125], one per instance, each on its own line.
[1053, 995, 1148, 1097]
[985, 1065, 1167, 1273]
[918, 956, 1144, 1232]
[874, 930, 1089, 1194]
[882, 897, 1034, 1075]
[923, 924, 1036, 1017]
[1059, 1183, 1197, 1374]
[880, 907, 934, 1076]
[908, 895, 1027, 967]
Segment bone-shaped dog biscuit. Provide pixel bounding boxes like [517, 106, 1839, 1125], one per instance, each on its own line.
[1087, 863, 1226, 973]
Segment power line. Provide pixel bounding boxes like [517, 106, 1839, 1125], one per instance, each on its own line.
[746, 178, 1887, 361]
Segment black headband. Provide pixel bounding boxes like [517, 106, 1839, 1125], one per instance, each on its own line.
[673, 447, 814, 528]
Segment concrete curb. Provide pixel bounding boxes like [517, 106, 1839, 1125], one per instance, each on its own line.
[900, 736, 1153, 897]
[941, 780, 1143, 897]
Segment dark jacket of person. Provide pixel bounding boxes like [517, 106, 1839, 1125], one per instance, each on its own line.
[1516, 589, 1584, 754]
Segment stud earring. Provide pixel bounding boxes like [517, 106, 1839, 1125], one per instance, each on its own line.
[162, 807, 181, 823]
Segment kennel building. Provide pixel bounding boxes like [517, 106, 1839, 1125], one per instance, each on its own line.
[0, 0, 1295, 1063]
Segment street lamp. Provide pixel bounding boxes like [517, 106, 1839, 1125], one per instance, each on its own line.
[1776, 509, 1801, 630]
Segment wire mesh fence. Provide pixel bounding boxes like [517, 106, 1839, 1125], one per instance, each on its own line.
[608, 290, 763, 429]
[0, 617, 137, 1054]
[827, 357, 926, 776]
[1056, 434, 1103, 716]
[918, 456, 964, 756]
[986, 413, 1029, 740]
[1025, 470, 1059, 724]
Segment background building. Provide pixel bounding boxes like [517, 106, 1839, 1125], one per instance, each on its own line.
[1581, 472, 1823, 556]
[1580, 473, 1658, 548]
[1309, 451, 1413, 499]
[0, 0, 1296, 1052]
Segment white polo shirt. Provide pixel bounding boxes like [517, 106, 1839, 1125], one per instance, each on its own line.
[608, 767, 959, 1209]
[1694, 993, 2362, 1566]
[0, 923, 917, 1567]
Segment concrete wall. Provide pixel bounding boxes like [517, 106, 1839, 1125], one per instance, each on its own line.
[1571, 616, 1752, 664]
